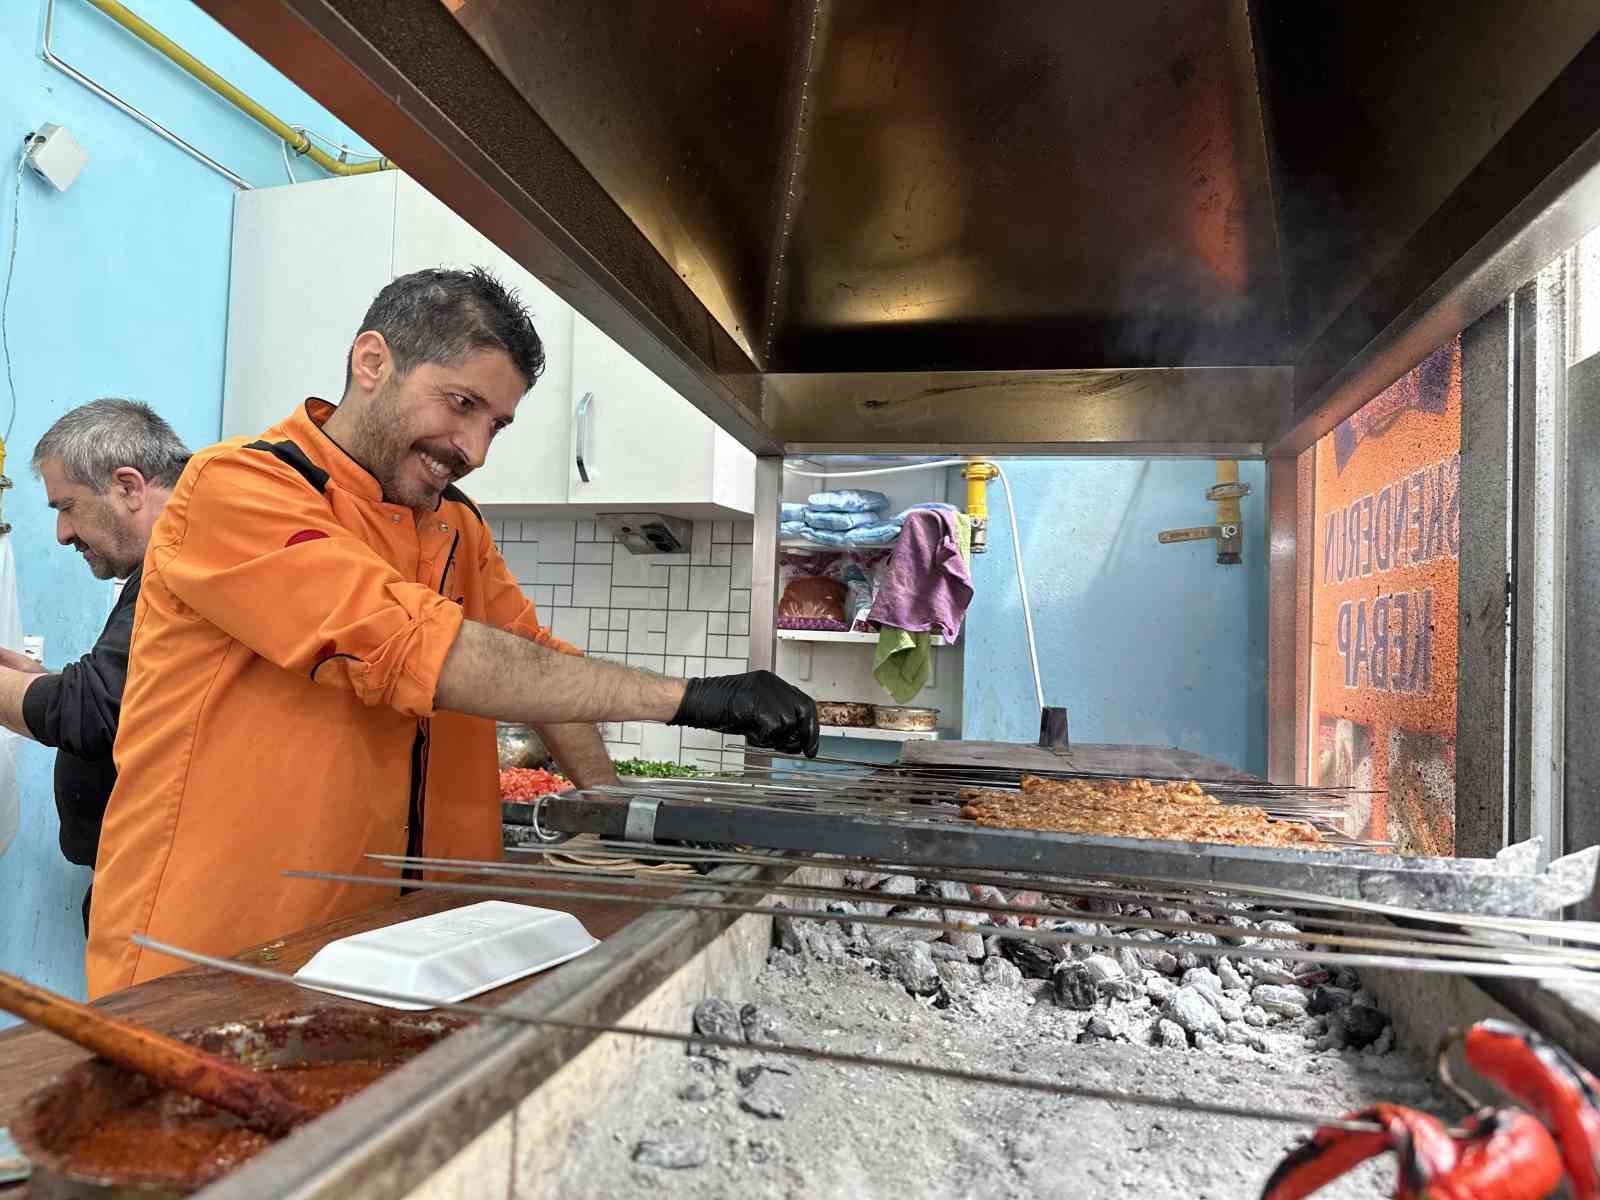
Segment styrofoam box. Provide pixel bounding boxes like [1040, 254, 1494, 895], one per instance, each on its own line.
[295, 900, 598, 1010]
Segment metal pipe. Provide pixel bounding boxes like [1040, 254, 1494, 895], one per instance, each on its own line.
[41, 0, 250, 189]
[42, 0, 397, 190]
[82, 0, 393, 176]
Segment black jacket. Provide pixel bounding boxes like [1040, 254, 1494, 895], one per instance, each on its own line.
[20, 566, 140, 866]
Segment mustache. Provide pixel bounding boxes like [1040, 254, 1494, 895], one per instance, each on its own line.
[417, 443, 470, 479]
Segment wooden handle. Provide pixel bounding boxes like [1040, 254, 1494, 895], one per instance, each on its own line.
[0, 970, 313, 1136]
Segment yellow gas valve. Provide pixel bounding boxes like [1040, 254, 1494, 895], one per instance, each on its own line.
[963, 460, 998, 554]
[1156, 460, 1250, 564]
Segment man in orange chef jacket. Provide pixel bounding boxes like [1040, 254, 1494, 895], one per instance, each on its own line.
[87, 267, 817, 997]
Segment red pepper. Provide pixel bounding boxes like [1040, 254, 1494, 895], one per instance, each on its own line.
[1461, 1020, 1600, 1200]
[1261, 1104, 1458, 1200]
[1423, 1109, 1563, 1200]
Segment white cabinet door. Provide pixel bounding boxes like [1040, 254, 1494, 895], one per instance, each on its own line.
[224, 173, 398, 439]
[568, 314, 730, 508]
[390, 176, 573, 506]
[224, 174, 753, 514]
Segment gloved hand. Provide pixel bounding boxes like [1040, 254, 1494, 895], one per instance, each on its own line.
[670, 670, 819, 758]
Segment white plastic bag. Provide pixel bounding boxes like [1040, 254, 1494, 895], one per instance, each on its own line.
[0, 536, 23, 858]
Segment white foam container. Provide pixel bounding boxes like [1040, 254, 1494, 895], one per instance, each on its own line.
[295, 900, 599, 1010]
[0, 1125, 30, 1184]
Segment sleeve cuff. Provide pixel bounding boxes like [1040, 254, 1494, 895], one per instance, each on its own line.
[383, 596, 467, 719]
[20, 673, 59, 745]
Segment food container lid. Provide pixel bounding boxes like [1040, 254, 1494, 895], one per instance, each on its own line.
[295, 901, 598, 1010]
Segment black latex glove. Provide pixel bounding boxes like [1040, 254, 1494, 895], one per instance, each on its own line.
[670, 670, 819, 758]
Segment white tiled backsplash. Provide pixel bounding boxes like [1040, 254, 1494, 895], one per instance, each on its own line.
[485, 513, 755, 772]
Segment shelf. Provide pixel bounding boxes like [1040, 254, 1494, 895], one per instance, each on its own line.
[780, 537, 899, 552]
[818, 725, 941, 742]
[778, 629, 951, 647]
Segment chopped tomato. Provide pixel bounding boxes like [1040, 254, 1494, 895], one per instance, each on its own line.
[499, 767, 571, 802]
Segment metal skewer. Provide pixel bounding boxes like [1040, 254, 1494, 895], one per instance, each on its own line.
[129, 935, 1387, 1134]
[281, 871, 1600, 985]
[371, 852, 1600, 966]
[509, 824, 1600, 947]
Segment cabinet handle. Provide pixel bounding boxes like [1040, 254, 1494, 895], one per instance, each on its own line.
[575, 391, 595, 483]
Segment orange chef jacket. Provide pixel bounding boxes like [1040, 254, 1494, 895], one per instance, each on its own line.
[88, 399, 578, 997]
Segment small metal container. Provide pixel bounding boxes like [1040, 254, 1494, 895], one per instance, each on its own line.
[873, 706, 939, 732]
[13, 1007, 462, 1198]
[816, 700, 874, 728]
[496, 722, 548, 770]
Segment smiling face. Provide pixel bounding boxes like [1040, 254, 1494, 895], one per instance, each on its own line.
[39, 458, 150, 580]
[336, 333, 528, 514]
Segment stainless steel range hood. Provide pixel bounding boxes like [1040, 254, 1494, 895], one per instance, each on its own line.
[198, 0, 1600, 457]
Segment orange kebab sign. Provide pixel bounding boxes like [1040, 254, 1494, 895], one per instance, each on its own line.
[1311, 338, 1460, 854]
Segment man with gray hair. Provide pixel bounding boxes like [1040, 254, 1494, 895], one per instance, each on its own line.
[0, 399, 189, 929]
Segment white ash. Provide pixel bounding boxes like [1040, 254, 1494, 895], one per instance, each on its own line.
[1216, 958, 1248, 991]
[761, 884, 1400, 1061]
[943, 928, 986, 959]
[857, 874, 918, 917]
[555, 883, 1444, 1200]
[548, 882, 1435, 1197]
[884, 940, 940, 996]
[1252, 984, 1313, 1018]
[632, 1138, 708, 1170]
[1249, 959, 1305, 987]
[980, 955, 1022, 988]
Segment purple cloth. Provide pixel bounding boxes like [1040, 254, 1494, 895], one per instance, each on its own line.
[867, 509, 973, 638]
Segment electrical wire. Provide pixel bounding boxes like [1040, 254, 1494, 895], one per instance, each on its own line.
[1, 143, 26, 444]
[994, 462, 1044, 709]
[291, 125, 385, 164]
[782, 457, 1046, 710]
[784, 457, 967, 478]
[280, 124, 387, 184]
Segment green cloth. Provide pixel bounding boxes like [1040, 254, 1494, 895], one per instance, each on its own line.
[873, 626, 932, 703]
[953, 510, 973, 568]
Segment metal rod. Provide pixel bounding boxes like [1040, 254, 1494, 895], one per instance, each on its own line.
[522, 812, 1600, 943]
[130, 935, 1385, 1134]
[709, 760, 1375, 797]
[376, 853, 1600, 965]
[40, 0, 251, 189]
[80, 0, 391, 177]
[780, 753, 1381, 794]
[691, 768, 1366, 807]
[284, 871, 1600, 984]
[501, 843, 1532, 951]
[571, 779, 1359, 827]
[537, 787, 1595, 929]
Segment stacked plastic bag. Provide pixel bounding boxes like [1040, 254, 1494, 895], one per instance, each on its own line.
[780, 491, 958, 547]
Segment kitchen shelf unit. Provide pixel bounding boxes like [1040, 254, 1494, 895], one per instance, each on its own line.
[777, 629, 952, 647]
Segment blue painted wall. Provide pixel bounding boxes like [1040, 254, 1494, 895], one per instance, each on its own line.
[0, 0, 377, 1009]
[962, 460, 1269, 775]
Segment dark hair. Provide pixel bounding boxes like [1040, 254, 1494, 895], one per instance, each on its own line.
[345, 266, 546, 391]
[32, 398, 191, 491]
